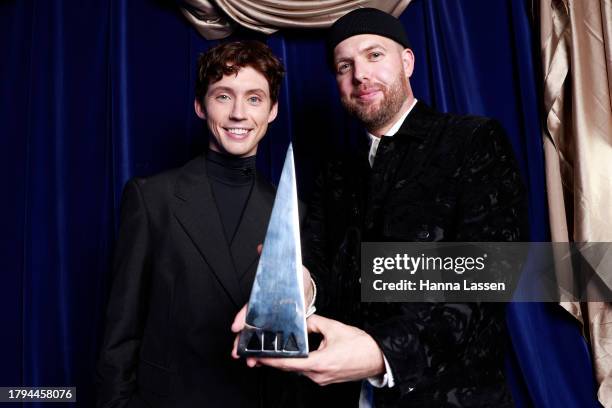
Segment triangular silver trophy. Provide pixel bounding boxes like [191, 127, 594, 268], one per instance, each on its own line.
[238, 144, 308, 357]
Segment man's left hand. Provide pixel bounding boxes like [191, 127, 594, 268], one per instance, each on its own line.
[235, 314, 386, 386]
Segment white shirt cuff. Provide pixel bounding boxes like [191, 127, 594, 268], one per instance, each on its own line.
[367, 355, 395, 388]
[305, 276, 317, 317]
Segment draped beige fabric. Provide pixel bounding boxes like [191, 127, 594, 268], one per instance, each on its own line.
[180, 0, 412, 39]
[541, 0, 612, 405]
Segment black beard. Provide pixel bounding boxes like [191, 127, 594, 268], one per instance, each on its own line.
[341, 76, 408, 132]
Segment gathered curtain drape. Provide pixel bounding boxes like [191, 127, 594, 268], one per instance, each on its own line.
[178, 0, 411, 39]
[540, 0, 612, 405]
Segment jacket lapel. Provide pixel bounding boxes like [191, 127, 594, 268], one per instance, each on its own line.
[365, 101, 438, 229]
[230, 176, 274, 281]
[392, 101, 441, 181]
[172, 155, 242, 307]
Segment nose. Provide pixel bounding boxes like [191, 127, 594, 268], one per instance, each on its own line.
[230, 100, 246, 121]
[352, 60, 369, 84]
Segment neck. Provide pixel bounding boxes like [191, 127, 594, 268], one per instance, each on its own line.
[206, 149, 256, 185]
[368, 94, 415, 137]
[206, 149, 256, 167]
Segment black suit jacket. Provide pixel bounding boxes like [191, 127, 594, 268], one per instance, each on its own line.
[302, 102, 527, 407]
[97, 154, 293, 408]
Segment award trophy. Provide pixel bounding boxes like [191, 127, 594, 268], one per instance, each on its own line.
[237, 144, 308, 357]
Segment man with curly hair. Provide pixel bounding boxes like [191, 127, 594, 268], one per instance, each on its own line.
[97, 40, 306, 408]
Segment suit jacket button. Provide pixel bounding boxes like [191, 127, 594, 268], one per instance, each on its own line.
[418, 230, 430, 240]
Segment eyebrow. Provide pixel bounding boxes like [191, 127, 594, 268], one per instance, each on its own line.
[208, 86, 268, 96]
[361, 44, 387, 53]
[335, 44, 387, 64]
[247, 88, 268, 96]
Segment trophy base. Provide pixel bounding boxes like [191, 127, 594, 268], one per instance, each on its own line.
[237, 326, 308, 358]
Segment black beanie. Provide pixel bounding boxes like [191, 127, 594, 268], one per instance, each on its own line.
[327, 8, 411, 56]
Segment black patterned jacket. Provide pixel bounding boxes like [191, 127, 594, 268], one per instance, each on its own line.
[302, 101, 527, 407]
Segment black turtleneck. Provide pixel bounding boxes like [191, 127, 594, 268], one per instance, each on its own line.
[206, 149, 256, 244]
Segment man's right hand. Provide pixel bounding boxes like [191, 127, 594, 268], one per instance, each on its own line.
[236, 314, 386, 385]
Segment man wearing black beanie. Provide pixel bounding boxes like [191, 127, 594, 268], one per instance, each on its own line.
[251, 7, 526, 408]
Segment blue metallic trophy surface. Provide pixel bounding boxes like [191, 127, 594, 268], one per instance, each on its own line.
[237, 144, 308, 357]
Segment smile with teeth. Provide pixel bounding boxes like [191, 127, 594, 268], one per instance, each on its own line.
[224, 128, 252, 137]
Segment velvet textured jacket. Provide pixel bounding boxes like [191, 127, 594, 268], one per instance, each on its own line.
[96, 154, 294, 408]
[302, 101, 527, 407]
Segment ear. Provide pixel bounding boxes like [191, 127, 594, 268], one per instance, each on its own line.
[194, 98, 206, 119]
[401, 48, 415, 78]
[267, 102, 279, 124]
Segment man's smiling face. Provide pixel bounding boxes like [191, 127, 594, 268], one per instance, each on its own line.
[333, 34, 414, 135]
[195, 65, 278, 157]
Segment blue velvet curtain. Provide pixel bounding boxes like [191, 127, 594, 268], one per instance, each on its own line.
[0, 0, 600, 406]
